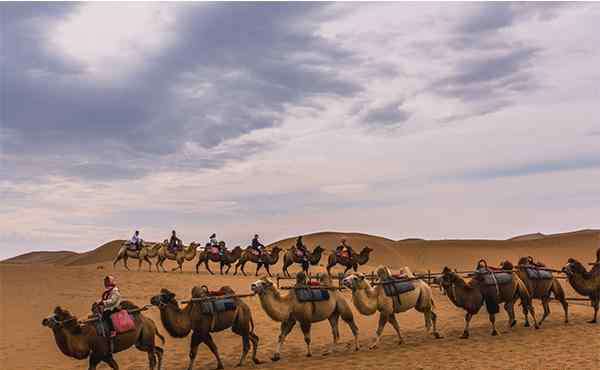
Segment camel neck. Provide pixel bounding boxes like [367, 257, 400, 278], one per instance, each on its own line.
[51, 326, 90, 359]
[160, 303, 192, 338]
[258, 287, 291, 322]
[568, 272, 598, 296]
[352, 283, 378, 315]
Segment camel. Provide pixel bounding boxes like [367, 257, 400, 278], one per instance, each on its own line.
[512, 257, 569, 326]
[155, 240, 198, 272]
[113, 242, 161, 272]
[196, 245, 243, 275]
[234, 246, 282, 277]
[42, 302, 164, 369]
[250, 275, 359, 361]
[342, 266, 442, 349]
[563, 257, 600, 323]
[150, 286, 261, 370]
[282, 245, 324, 277]
[326, 246, 373, 275]
[438, 266, 538, 338]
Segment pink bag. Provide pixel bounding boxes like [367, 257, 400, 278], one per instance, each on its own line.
[110, 310, 135, 334]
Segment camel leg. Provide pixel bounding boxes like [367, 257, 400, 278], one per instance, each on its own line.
[343, 265, 351, 275]
[504, 302, 517, 328]
[387, 314, 404, 345]
[428, 310, 442, 338]
[540, 296, 551, 325]
[249, 332, 261, 364]
[113, 255, 122, 269]
[138, 257, 143, 271]
[370, 313, 388, 349]
[265, 264, 273, 277]
[205, 334, 224, 370]
[324, 313, 340, 355]
[255, 263, 262, 276]
[145, 256, 153, 272]
[525, 301, 539, 329]
[88, 355, 102, 370]
[590, 297, 599, 324]
[187, 332, 204, 370]
[272, 319, 296, 362]
[240, 262, 247, 276]
[225, 263, 232, 275]
[300, 321, 312, 357]
[123, 256, 130, 271]
[341, 310, 360, 351]
[489, 313, 498, 336]
[461, 313, 473, 339]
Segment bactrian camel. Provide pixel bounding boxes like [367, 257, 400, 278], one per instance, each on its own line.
[42, 302, 164, 370]
[282, 245, 324, 277]
[113, 242, 161, 271]
[234, 246, 282, 277]
[438, 266, 538, 338]
[563, 256, 600, 323]
[342, 266, 442, 349]
[326, 246, 373, 275]
[155, 240, 198, 272]
[251, 275, 359, 361]
[150, 286, 261, 370]
[196, 245, 243, 275]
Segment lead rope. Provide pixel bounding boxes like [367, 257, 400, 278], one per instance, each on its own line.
[490, 272, 500, 297]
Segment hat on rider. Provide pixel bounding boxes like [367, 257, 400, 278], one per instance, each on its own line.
[210, 233, 216, 238]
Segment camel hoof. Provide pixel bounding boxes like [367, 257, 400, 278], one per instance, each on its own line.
[216, 365, 224, 370]
[460, 332, 469, 339]
[491, 330, 498, 336]
[368, 345, 377, 350]
[253, 358, 263, 365]
[306, 353, 312, 357]
[433, 333, 443, 339]
[510, 320, 516, 328]
[534, 324, 540, 330]
[524, 322, 530, 327]
[271, 354, 281, 362]
[587, 320, 597, 324]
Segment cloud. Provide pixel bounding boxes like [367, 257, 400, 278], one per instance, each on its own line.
[362, 100, 412, 127]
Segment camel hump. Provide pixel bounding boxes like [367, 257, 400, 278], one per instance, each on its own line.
[119, 300, 139, 311]
[401, 266, 415, 278]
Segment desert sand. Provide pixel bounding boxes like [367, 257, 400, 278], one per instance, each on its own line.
[1, 230, 599, 370]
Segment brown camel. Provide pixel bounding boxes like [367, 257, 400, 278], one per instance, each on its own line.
[113, 242, 161, 272]
[155, 240, 198, 272]
[196, 245, 243, 275]
[42, 302, 164, 369]
[326, 246, 373, 275]
[512, 257, 569, 326]
[282, 245, 324, 277]
[150, 286, 261, 370]
[438, 266, 538, 338]
[251, 275, 360, 361]
[342, 266, 442, 349]
[563, 256, 600, 323]
[234, 246, 282, 277]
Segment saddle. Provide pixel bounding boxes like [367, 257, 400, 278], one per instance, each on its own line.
[477, 271, 513, 286]
[95, 310, 135, 337]
[525, 267, 553, 280]
[124, 241, 140, 252]
[380, 278, 415, 313]
[337, 251, 350, 259]
[295, 288, 330, 302]
[295, 249, 305, 258]
[200, 298, 237, 315]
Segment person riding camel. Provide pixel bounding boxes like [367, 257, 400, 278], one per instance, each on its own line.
[98, 275, 122, 337]
[296, 235, 309, 260]
[129, 230, 143, 251]
[168, 230, 182, 254]
[207, 233, 220, 255]
[336, 239, 353, 259]
[251, 234, 265, 254]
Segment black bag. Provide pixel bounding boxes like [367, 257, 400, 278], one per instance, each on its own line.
[480, 272, 512, 286]
[200, 298, 237, 315]
[382, 279, 415, 297]
[295, 288, 330, 302]
[525, 268, 552, 280]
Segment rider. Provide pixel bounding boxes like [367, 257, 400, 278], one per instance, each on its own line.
[336, 239, 353, 259]
[207, 233, 218, 250]
[168, 230, 182, 253]
[129, 230, 143, 251]
[99, 275, 122, 337]
[251, 234, 266, 254]
[296, 236, 309, 260]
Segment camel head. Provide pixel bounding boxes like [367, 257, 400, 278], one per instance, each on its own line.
[42, 306, 76, 329]
[342, 273, 367, 291]
[437, 266, 460, 290]
[361, 246, 374, 255]
[250, 277, 275, 295]
[150, 288, 178, 309]
[189, 241, 202, 249]
[563, 258, 587, 276]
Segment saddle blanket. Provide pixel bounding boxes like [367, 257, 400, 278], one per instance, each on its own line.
[295, 288, 330, 302]
[525, 268, 553, 280]
[382, 279, 416, 297]
[479, 272, 513, 286]
[200, 298, 237, 315]
[111, 310, 135, 334]
[209, 247, 220, 255]
[337, 251, 350, 259]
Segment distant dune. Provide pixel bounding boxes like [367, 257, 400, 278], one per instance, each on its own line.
[3, 229, 599, 272]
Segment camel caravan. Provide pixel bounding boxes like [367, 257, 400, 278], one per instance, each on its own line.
[45, 235, 599, 369]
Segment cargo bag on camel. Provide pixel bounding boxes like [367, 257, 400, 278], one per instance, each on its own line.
[477, 271, 513, 314]
[381, 277, 416, 312]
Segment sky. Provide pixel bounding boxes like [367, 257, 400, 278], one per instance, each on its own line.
[1, 2, 599, 259]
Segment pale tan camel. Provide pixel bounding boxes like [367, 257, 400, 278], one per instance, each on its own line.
[42, 302, 164, 369]
[342, 266, 442, 349]
[251, 275, 359, 361]
[156, 240, 198, 272]
[150, 286, 261, 370]
[113, 242, 161, 271]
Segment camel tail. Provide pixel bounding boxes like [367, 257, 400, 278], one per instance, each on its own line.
[551, 278, 567, 301]
[156, 329, 166, 345]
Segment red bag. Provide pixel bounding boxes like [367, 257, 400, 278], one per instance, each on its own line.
[110, 310, 135, 334]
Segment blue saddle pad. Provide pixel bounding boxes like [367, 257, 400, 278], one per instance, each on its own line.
[382, 279, 416, 297]
[295, 288, 330, 302]
[200, 298, 237, 315]
[525, 268, 553, 280]
[480, 272, 512, 286]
